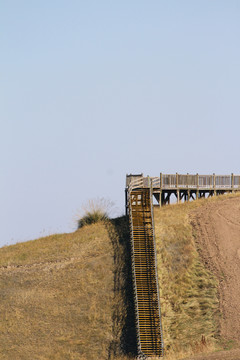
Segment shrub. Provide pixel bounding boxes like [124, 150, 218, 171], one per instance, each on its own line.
[77, 198, 114, 229]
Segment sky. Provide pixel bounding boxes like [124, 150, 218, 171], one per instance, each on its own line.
[1, 1, 240, 247]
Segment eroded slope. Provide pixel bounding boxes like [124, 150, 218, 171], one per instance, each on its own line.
[191, 196, 240, 345]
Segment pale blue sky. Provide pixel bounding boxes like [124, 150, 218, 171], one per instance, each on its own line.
[1, 1, 240, 246]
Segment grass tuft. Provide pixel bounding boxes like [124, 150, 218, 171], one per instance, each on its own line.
[77, 198, 114, 228]
[78, 209, 108, 228]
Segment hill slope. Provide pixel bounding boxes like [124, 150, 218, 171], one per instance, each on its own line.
[183, 196, 240, 360]
[191, 196, 240, 346]
[154, 199, 219, 359]
[1, 194, 240, 360]
[0, 223, 126, 360]
[154, 194, 240, 360]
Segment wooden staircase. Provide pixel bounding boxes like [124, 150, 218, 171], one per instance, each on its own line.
[128, 187, 163, 358]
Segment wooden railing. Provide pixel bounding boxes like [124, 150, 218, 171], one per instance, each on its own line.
[126, 173, 240, 191]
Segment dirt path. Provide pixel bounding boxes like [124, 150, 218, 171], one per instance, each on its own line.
[186, 196, 240, 359]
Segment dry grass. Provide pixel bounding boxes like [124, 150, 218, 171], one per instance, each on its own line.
[0, 223, 122, 360]
[0, 217, 137, 360]
[1, 193, 239, 359]
[154, 193, 240, 359]
[77, 198, 114, 229]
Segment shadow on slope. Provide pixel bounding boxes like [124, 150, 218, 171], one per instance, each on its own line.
[107, 216, 138, 358]
[0, 218, 138, 360]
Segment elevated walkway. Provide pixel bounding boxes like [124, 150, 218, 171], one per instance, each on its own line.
[127, 183, 163, 358]
[126, 173, 240, 206]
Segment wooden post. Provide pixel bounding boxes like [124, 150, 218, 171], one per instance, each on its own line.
[168, 192, 171, 205]
[232, 173, 234, 193]
[147, 175, 150, 188]
[213, 173, 216, 196]
[160, 173, 163, 207]
[177, 190, 180, 203]
[125, 189, 128, 216]
[196, 173, 199, 200]
[176, 172, 179, 203]
[162, 192, 165, 205]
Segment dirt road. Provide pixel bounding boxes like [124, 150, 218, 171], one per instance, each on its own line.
[186, 196, 240, 360]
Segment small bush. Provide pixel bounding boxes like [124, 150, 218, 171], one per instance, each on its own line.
[77, 198, 114, 229]
[78, 210, 108, 228]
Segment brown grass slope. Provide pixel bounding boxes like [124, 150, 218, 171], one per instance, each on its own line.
[155, 193, 240, 360]
[183, 195, 240, 360]
[1, 194, 239, 360]
[154, 202, 218, 360]
[0, 222, 135, 360]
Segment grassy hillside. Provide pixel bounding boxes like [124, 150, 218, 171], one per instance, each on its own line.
[0, 222, 133, 360]
[155, 193, 240, 359]
[154, 200, 218, 359]
[1, 194, 238, 359]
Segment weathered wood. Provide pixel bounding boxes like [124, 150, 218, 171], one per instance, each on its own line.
[126, 173, 240, 207]
[127, 173, 240, 191]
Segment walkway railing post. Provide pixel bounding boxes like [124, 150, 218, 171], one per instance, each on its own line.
[196, 173, 199, 200]
[147, 175, 151, 188]
[213, 173, 216, 196]
[176, 172, 179, 203]
[160, 173, 162, 207]
[232, 173, 234, 193]
[125, 188, 128, 216]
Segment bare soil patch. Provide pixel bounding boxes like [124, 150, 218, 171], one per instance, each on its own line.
[187, 196, 240, 359]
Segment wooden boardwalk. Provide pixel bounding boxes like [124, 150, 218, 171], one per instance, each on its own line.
[126, 173, 240, 207]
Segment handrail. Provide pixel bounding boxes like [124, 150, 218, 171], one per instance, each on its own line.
[149, 181, 164, 353]
[127, 188, 142, 354]
[127, 185, 164, 357]
[126, 173, 240, 190]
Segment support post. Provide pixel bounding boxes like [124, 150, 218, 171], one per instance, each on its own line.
[125, 189, 128, 216]
[177, 190, 180, 204]
[232, 173, 234, 193]
[196, 173, 199, 200]
[160, 173, 163, 207]
[147, 175, 151, 188]
[176, 173, 179, 203]
[213, 173, 216, 196]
